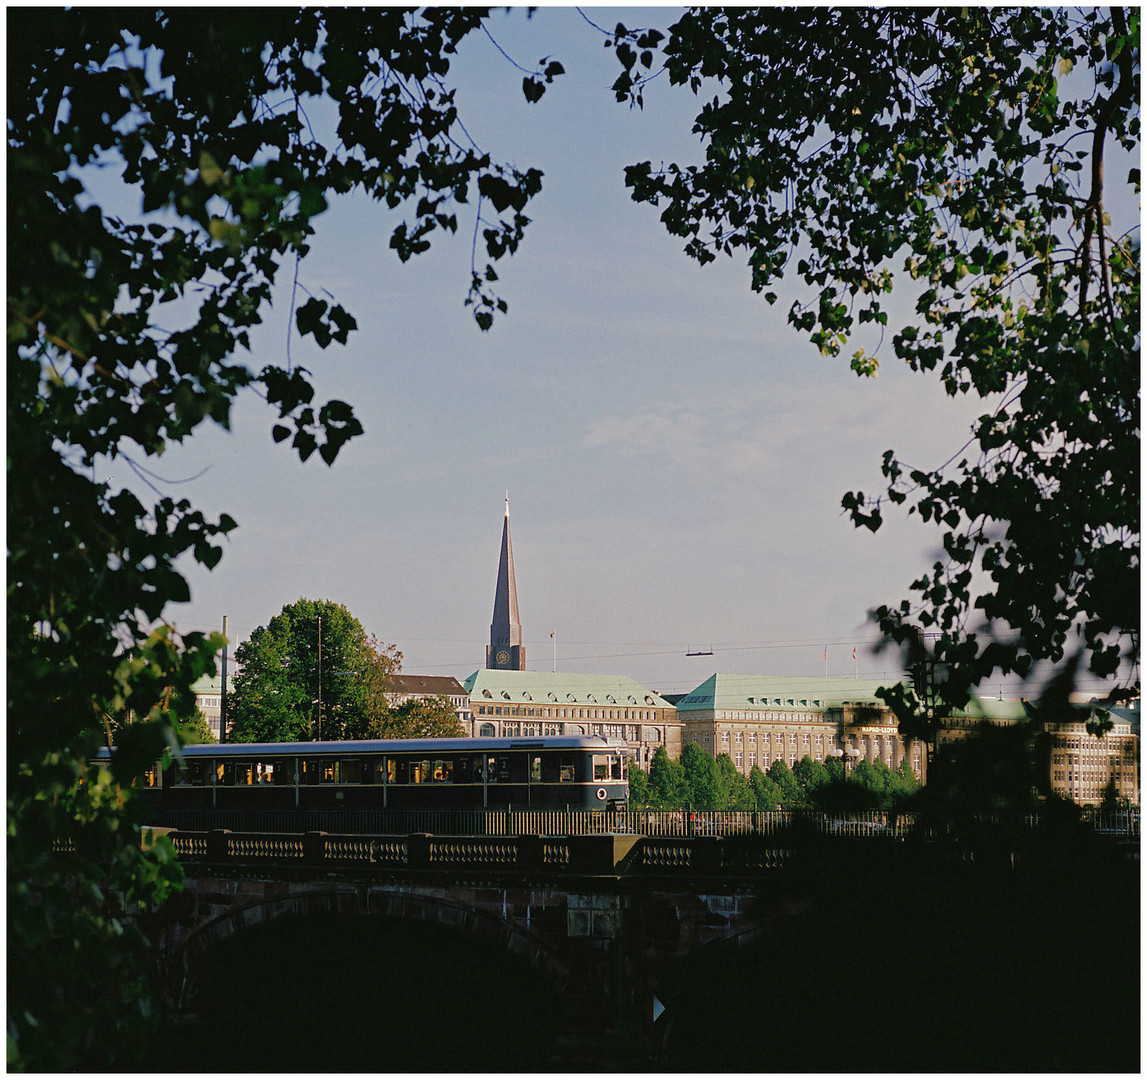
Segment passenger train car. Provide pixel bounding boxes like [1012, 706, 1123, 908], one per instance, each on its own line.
[112, 735, 630, 823]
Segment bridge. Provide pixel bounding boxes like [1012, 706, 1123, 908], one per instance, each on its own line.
[149, 827, 817, 1068]
[142, 816, 1139, 1071]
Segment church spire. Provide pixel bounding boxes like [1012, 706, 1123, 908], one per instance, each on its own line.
[487, 495, 524, 670]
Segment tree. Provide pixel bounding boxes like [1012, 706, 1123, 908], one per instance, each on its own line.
[890, 758, 921, 803]
[229, 598, 382, 742]
[648, 745, 688, 809]
[717, 754, 758, 811]
[361, 635, 405, 735]
[853, 759, 892, 807]
[9, 10, 559, 1067]
[608, 8, 1139, 716]
[369, 696, 465, 740]
[766, 759, 806, 810]
[749, 764, 783, 811]
[681, 743, 728, 810]
[628, 762, 652, 807]
[793, 754, 830, 794]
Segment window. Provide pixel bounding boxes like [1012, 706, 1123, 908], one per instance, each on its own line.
[432, 759, 454, 782]
[479, 723, 495, 737]
[531, 755, 542, 782]
[488, 755, 510, 783]
[337, 759, 361, 784]
[559, 755, 575, 782]
[593, 755, 611, 782]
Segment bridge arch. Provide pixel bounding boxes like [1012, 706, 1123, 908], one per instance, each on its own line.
[169, 882, 570, 1016]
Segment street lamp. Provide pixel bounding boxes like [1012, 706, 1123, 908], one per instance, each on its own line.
[827, 745, 862, 776]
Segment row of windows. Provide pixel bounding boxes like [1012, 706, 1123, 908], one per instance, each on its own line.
[715, 711, 824, 723]
[160, 753, 628, 788]
[476, 705, 659, 720]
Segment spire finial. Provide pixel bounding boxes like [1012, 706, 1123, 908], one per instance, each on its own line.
[505, 490, 509, 517]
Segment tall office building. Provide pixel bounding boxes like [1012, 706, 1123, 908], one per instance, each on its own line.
[486, 496, 525, 670]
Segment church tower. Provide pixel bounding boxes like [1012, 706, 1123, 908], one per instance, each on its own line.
[487, 495, 525, 670]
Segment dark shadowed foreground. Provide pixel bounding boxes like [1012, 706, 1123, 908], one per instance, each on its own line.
[149, 830, 1137, 1072]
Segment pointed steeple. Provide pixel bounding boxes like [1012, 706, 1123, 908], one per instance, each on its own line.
[487, 495, 525, 670]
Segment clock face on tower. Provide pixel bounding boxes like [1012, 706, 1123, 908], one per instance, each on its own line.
[496, 649, 510, 666]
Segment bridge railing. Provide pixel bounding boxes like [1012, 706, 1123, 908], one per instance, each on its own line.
[164, 829, 804, 876]
[147, 806, 1141, 841]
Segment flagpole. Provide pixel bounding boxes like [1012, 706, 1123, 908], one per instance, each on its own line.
[551, 628, 556, 673]
[824, 645, 828, 678]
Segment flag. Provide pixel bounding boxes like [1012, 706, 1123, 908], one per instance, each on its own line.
[550, 629, 555, 638]
[853, 646, 857, 661]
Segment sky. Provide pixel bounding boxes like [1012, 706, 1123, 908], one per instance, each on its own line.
[99, 8, 1102, 699]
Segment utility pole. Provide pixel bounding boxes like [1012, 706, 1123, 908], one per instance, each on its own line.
[316, 614, 322, 741]
[219, 614, 229, 744]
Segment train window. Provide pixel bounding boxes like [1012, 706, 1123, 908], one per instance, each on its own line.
[593, 755, 611, 782]
[559, 756, 575, 782]
[336, 759, 361, 785]
[432, 760, 454, 782]
[233, 764, 254, 786]
[531, 755, 542, 783]
[216, 762, 226, 784]
[486, 755, 510, 783]
[141, 765, 159, 788]
[180, 760, 209, 786]
[611, 756, 625, 781]
[410, 760, 429, 783]
[321, 760, 336, 784]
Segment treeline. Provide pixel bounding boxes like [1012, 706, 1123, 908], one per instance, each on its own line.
[629, 743, 920, 812]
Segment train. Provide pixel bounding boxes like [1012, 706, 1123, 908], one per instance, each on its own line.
[111, 735, 631, 824]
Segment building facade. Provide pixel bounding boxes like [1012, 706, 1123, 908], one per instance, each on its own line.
[191, 673, 223, 741]
[1045, 707, 1139, 806]
[384, 674, 474, 731]
[675, 673, 927, 780]
[463, 669, 681, 767]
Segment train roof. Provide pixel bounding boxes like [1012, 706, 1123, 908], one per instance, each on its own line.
[98, 735, 620, 758]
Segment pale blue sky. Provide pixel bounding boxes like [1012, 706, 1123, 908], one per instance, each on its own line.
[112, 8, 1071, 697]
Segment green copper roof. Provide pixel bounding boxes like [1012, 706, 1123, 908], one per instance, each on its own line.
[946, 694, 1031, 722]
[463, 669, 671, 709]
[674, 673, 903, 713]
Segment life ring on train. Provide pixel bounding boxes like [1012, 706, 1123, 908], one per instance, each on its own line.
[596, 787, 607, 801]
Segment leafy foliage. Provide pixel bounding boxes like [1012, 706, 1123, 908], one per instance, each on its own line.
[630, 748, 919, 812]
[8, 9, 557, 1069]
[607, 8, 1139, 711]
[368, 696, 465, 740]
[229, 598, 387, 742]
